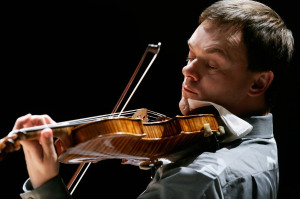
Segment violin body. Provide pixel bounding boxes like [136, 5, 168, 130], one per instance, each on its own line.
[54, 113, 223, 166]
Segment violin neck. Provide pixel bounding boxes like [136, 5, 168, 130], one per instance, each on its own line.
[9, 122, 74, 140]
[9, 108, 167, 140]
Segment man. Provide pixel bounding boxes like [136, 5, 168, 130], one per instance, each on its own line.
[14, 0, 294, 198]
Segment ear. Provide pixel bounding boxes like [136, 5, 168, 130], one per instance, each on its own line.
[248, 71, 274, 96]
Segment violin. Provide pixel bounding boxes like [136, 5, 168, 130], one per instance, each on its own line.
[0, 108, 225, 166]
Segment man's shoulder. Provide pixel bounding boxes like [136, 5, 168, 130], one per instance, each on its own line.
[181, 137, 278, 185]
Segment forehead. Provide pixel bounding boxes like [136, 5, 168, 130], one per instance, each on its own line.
[188, 20, 245, 58]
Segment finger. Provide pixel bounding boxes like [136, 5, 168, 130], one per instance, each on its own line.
[21, 139, 43, 163]
[43, 115, 56, 125]
[39, 128, 57, 161]
[28, 115, 54, 127]
[13, 113, 32, 130]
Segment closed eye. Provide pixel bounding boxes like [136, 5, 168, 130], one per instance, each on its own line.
[186, 57, 196, 63]
[208, 65, 216, 70]
[187, 57, 217, 70]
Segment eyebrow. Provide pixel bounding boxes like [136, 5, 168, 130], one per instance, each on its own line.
[187, 39, 228, 59]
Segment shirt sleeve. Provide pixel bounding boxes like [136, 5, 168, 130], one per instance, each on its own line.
[20, 175, 72, 199]
[137, 164, 224, 199]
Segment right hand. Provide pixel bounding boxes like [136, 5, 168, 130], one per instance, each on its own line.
[13, 114, 60, 188]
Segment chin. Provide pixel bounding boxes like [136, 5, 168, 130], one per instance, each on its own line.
[179, 97, 191, 115]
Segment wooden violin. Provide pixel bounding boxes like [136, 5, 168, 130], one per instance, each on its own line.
[0, 108, 225, 166]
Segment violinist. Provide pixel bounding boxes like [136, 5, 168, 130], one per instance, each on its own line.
[14, 0, 294, 198]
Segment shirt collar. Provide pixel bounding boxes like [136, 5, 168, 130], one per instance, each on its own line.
[242, 114, 273, 139]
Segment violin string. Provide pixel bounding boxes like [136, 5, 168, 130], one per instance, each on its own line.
[64, 110, 136, 125]
[9, 109, 167, 136]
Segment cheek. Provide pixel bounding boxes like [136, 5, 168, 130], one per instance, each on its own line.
[194, 76, 223, 99]
[200, 74, 244, 101]
[218, 74, 251, 100]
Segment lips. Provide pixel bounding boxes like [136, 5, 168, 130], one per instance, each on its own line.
[182, 85, 198, 95]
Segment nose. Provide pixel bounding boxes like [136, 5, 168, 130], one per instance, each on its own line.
[182, 59, 200, 81]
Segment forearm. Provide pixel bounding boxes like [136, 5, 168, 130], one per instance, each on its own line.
[20, 175, 72, 199]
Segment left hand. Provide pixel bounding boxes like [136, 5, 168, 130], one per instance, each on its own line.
[13, 114, 59, 188]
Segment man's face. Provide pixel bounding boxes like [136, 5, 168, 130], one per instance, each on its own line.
[180, 20, 257, 115]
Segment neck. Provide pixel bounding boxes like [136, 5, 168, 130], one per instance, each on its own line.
[230, 99, 269, 117]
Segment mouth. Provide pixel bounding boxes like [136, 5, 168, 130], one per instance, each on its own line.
[182, 85, 198, 95]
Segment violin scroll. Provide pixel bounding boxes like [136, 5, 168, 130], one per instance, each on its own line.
[0, 131, 26, 161]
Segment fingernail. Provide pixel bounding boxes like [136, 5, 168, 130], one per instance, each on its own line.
[25, 113, 32, 118]
[43, 129, 52, 138]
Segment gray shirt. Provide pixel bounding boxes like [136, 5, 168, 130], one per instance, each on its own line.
[20, 114, 278, 199]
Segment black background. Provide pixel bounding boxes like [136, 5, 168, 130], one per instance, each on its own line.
[0, 0, 299, 198]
